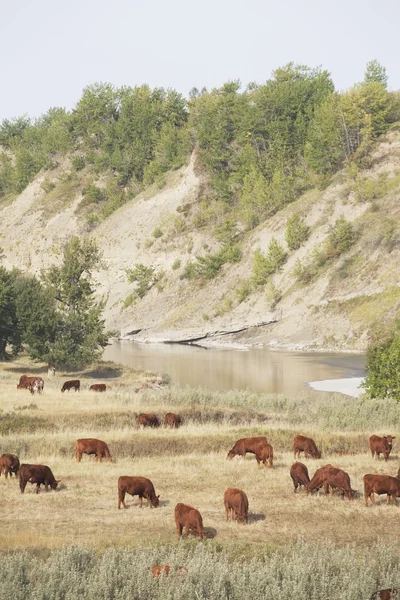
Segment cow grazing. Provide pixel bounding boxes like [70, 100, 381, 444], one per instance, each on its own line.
[19, 464, 60, 494]
[224, 488, 249, 524]
[174, 503, 204, 539]
[364, 474, 400, 506]
[369, 435, 395, 461]
[164, 413, 182, 428]
[17, 375, 44, 394]
[371, 589, 398, 600]
[305, 464, 333, 495]
[293, 435, 321, 459]
[255, 441, 274, 468]
[151, 565, 171, 578]
[89, 383, 107, 392]
[137, 413, 160, 428]
[322, 466, 354, 500]
[227, 436, 268, 459]
[290, 462, 310, 492]
[118, 476, 159, 509]
[76, 438, 112, 462]
[0, 454, 20, 478]
[61, 380, 80, 393]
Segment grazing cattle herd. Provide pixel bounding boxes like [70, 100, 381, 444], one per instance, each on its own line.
[3, 374, 399, 594]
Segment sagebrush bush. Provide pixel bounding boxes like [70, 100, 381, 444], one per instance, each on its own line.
[285, 214, 310, 250]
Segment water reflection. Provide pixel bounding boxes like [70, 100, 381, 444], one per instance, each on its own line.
[103, 341, 366, 394]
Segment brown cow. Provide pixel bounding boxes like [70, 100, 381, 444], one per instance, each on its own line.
[19, 464, 60, 494]
[371, 589, 398, 600]
[290, 462, 310, 492]
[118, 476, 159, 509]
[17, 375, 44, 394]
[305, 464, 333, 495]
[0, 454, 20, 478]
[369, 435, 395, 461]
[137, 413, 160, 428]
[322, 466, 354, 500]
[174, 503, 204, 539]
[224, 488, 249, 524]
[364, 474, 400, 506]
[151, 565, 188, 578]
[255, 441, 274, 468]
[164, 413, 182, 428]
[61, 380, 80, 392]
[89, 383, 107, 392]
[293, 435, 321, 459]
[227, 436, 268, 459]
[76, 438, 112, 462]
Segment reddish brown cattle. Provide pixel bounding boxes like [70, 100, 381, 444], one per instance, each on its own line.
[61, 380, 80, 393]
[364, 474, 400, 506]
[137, 413, 160, 428]
[224, 488, 249, 524]
[369, 435, 395, 461]
[164, 413, 182, 428]
[151, 565, 171, 577]
[305, 464, 333, 495]
[76, 438, 112, 462]
[290, 462, 310, 492]
[19, 464, 60, 494]
[254, 441, 274, 468]
[397, 467, 400, 480]
[118, 476, 159, 509]
[17, 375, 44, 394]
[293, 435, 321, 459]
[89, 383, 107, 392]
[371, 589, 398, 600]
[174, 503, 204, 539]
[322, 466, 354, 500]
[0, 454, 20, 478]
[227, 436, 268, 459]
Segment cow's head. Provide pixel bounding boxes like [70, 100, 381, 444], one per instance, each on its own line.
[52, 479, 61, 490]
[313, 450, 322, 459]
[152, 494, 160, 508]
[227, 450, 236, 460]
[385, 435, 395, 449]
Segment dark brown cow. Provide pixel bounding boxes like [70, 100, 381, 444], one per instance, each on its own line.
[224, 488, 249, 524]
[164, 413, 182, 428]
[322, 466, 354, 500]
[227, 436, 268, 459]
[371, 589, 398, 600]
[19, 464, 60, 494]
[305, 464, 333, 495]
[76, 438, 112, 462]
[61, 380, 80, 393]
[137, 413, 160, 428]
[255, 441, 274, 468]
[0, 454, 20, 478]
[369, 435, 395, 461]
[89, 383, 107, 392]
[174, 503, 204, 539]
[293, 435, 321, 459]
[17, 375, 44, 394]
[290, 462, 310, 492]
[118, 476, 159, 509]
[364, 474, 400, 506]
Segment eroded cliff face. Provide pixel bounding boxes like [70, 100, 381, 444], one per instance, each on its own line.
[2, 130, 400, 351]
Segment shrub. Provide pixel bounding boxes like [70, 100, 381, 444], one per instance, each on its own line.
[252, 239, 287, 286]
[181, 244, 242, 280]
[213, 295, 232, 316]
[152, 227, 163, 238]
[126, 264, 156, 298]
[172, 258, 181, 270]
[41, 178, 55, 193]
[82, 183, 105, 204]
[327, 215, 357, 257]
[285, 214, 310, 250]
[235, 279, 252, 303]
[72, 155, 85, 171]
[363, 332, 400, 399]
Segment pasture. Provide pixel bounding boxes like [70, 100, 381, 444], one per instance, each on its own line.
[0, 359, 400, 598]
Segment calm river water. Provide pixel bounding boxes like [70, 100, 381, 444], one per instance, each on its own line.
[103, 341, 366, 394]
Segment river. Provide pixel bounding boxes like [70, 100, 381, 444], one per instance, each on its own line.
[103, 341, 366, 394]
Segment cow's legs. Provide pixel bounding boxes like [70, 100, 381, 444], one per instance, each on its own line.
[225, 502, 229, 521]
[176, 523, 183, 537]
[139, 496, 143, 508]
[76, 450, 82, 462]
[36, 483, 41, 494]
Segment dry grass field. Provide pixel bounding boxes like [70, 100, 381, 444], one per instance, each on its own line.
[0, 358, 399, 598]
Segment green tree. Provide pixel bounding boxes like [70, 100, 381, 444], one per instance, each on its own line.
[285, 214, 310, 250]
[252, 239, 287, 286]
[364, 60, 388, 88]
[0, 267, 20, 358]
[363, 333, 400, 399]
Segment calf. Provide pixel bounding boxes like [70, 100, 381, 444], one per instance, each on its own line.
[290, 462, 310, 492]
[19, 464, 60, 494]
[369, 435, 395, 461]
[0, 454, 20, 478]
[224, 488, 249, 524]
[151, 565, 171, 578]
[61, 380, 80, 393]
[364, 474, 400, 506]
[118, 476, 159, 509]
[293, 435, 321, 459]
[255, 441, 274, 468]
[174, 503, 204, 539]
[322, 466, 354, 500]
[137, 413, 160, 428]
[17, 375, 44, 394]
[227, 436, 268, 459]
[89, 383, 107, 392]
[76, 438, 112, 462]
[306, 464, 333, 495]
[164, 413, 182, 428]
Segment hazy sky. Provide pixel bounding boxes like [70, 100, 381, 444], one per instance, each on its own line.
[0, 0, 399, 121]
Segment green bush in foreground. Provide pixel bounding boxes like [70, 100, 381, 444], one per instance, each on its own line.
[363, 332, 400, 400]
[0, 540, 398, 600]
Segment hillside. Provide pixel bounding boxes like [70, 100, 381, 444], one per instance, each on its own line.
[1, 126, 400, 352]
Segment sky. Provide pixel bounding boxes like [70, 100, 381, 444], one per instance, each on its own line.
[0, 0, 399, 121]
